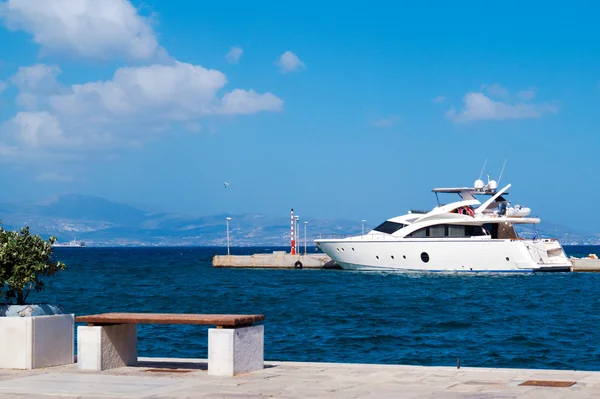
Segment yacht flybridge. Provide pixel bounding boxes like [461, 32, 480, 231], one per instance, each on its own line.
[314, 178, 571, 272]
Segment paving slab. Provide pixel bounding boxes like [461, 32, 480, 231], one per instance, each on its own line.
[0, 357, 598, 398]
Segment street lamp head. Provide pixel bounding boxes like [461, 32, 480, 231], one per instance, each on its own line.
[361, 219, 366, 223]
[304, 221, 308, 224]
[226, 217, 232, 221]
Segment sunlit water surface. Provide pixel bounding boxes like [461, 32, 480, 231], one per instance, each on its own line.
[33, 246, 600, 370]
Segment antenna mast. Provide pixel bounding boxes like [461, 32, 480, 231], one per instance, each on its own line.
[478, 159, 487, 181]
[498, 159, 507, 186]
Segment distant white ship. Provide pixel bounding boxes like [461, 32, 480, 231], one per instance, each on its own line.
[53, 236, 86, 247]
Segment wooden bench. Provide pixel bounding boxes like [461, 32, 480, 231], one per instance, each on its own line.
[76, 313, 265, 376]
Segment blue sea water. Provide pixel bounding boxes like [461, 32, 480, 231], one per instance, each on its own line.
[33, 246, 600, 371]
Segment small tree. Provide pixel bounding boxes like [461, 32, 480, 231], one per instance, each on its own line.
[0, 225, 66, 305]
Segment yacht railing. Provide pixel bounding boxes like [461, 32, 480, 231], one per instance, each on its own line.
[317, 233, 355, 239]
[317, 233, 397, 240]
[317, 232, 562, 242]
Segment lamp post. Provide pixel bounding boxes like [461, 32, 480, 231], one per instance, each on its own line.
[294, 215, 300, 254]
[304, 221, 308, 254]
[361, 219, 366, 237]
[226, 217, 232, 255]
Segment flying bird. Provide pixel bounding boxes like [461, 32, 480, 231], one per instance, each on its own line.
[223, 182, 229, 188]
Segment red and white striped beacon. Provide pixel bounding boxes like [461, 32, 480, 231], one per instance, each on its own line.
[290, 208, 296, 255]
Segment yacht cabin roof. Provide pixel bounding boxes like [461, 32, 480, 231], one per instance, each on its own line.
[432, 187, 509, 195]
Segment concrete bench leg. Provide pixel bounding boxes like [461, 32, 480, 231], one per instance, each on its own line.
[77, 324, 137, 371]
[208, 325, 264, 376]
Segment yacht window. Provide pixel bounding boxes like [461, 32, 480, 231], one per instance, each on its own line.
[429, 225, 445, 238]
[410, 227, 428, 237]
[373, 221, 406, 235]
[448, 225, 465, 237]
[408, 224, 490, 238]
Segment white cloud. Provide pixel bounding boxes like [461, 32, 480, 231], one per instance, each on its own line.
[36, 172, 75, 183]
[219, 89, 283, 115]
[10, 64, 61, 92]
[446, 92, 558, 123]
[0, 2, 284, 166]
[276, 51, 305, 73]
[48, 62, 282, 119]
[432, 96, 446, 103]
[0, 62, 283, 163]
[481, 83, 509, 99]
[371, 115, 400, 127]
[9, 64, 62, 109]
[2, 111, 75, 148]
[0, 0, 163, 61]
[0, 80, 6, 93]
[49, 62, 228, 119]
[518, 89, 536, 100]
[225, 46, 243, 64]
[15, 92, 37, 109]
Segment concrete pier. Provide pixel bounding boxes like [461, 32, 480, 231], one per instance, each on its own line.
[570, 258, 600, 272]
[1, 357, 600, 398]
[213, 252, 340, 269]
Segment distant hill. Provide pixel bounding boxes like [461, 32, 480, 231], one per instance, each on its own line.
[0, 194, 363, 247]
[0, 194, 597, 246]
[37, 194, 148, 225]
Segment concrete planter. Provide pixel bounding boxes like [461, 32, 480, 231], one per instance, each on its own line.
[0, 305, 74, 369]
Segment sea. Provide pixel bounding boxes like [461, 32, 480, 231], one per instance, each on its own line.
[34, 245, 600, 371]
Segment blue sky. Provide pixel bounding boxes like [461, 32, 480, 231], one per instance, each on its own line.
[0, 0, 599, 231]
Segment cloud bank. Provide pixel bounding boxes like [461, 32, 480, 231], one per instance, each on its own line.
[446, 85, 557, 123]
[0, 0, 284, 165]
[0, 0, 164, 61]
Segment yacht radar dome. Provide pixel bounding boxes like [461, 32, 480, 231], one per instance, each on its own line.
[487, 180, 498, 191]
[474, 179, 485, 190]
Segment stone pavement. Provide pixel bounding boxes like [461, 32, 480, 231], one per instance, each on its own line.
[0, 357, 599, 398]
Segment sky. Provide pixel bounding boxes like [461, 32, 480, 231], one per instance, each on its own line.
[0, 0, 599, 232]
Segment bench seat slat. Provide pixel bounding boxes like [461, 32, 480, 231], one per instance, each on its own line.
[75, 313, 264, 327]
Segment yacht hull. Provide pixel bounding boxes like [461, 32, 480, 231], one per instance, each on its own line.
[314, 239, 572, 272]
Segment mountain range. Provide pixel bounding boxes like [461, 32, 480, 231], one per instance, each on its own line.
[0, 194, 361, 247]
[0, 194, 597, 246]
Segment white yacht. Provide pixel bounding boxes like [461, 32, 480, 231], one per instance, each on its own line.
[314, 178, 571, 272]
